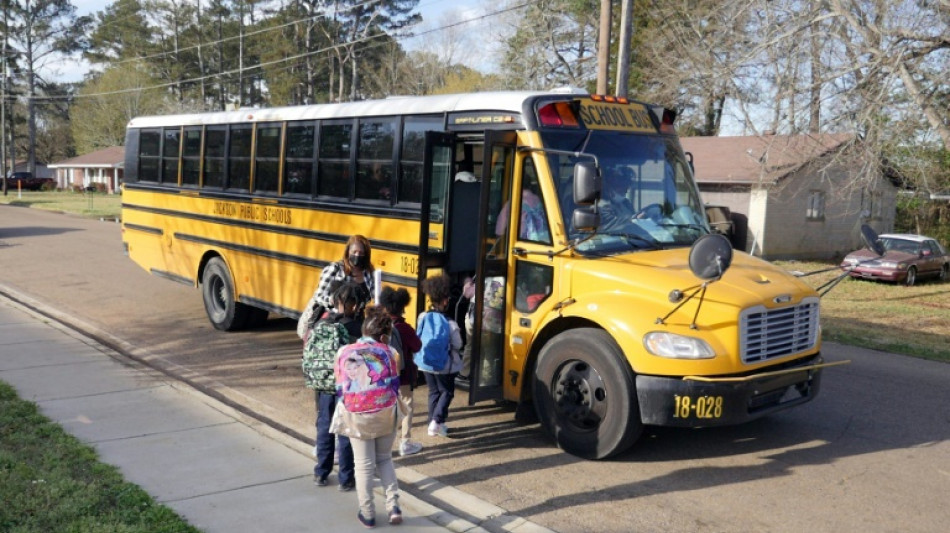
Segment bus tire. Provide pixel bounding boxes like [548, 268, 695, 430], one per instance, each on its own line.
[201, 257, 249, 331]
[532, 328, 643, 460]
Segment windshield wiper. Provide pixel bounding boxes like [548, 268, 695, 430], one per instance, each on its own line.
[658, 223, 709, 234]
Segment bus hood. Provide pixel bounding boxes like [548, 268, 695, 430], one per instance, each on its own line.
[561, 248, 820, 374]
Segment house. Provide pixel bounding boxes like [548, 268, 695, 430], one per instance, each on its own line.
[680, 133, 898, 260]
[47, 146, 124, 194]
[5, 161, 53, 179]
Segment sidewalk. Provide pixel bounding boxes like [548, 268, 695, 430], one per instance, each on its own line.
[0, 294, 551, 533]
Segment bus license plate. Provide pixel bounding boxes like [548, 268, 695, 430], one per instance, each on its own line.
[673, 395, 723, 419]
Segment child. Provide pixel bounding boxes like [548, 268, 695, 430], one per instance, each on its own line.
[415, 274, 463, 438]
[379, 286, 424, 456]
[302, 281, 365, 491]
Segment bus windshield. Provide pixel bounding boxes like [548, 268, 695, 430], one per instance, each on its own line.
[541, 130, 709, 254]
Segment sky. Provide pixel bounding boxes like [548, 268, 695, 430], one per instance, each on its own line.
[44, 0, 492, 83]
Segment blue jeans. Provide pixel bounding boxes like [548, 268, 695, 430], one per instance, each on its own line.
[314, 392, 353, 484]
[424, 372, 457, 425]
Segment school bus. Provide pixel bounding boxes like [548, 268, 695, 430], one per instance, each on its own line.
[121, 90, 837, 459]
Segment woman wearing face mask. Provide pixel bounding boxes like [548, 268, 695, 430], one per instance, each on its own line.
[298, 235, 376, 340]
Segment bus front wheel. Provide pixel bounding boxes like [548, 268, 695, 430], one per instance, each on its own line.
[201, 257, 249, 331]
[533, 328, 643, 460]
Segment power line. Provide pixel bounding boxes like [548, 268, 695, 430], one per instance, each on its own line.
[20, 0, 535, 102]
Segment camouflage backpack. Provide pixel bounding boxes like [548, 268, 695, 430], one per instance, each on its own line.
[302, 320, 350, 393]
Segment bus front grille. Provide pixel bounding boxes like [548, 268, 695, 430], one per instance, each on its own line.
[739, 297, 820, 364]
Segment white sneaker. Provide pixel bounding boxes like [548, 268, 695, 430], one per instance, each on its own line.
[427, 420, 441, 437]
[399, 439, 423, 456]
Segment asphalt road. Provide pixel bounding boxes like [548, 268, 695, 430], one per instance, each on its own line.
[2, 205, 949, 533]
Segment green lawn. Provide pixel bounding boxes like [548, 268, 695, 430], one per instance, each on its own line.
[0, 382, 199, 533]
[0, 190, 121, 219]
[776, 260, 950, 363]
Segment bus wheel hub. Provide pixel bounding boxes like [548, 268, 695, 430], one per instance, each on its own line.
[553, 361, 607, 431]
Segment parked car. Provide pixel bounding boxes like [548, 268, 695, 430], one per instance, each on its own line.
[5, 171, 55, 191]
[841, 231, 950, 286]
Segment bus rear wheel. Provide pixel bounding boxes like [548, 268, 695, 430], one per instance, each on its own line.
[532, 328, 643, 460]
[202, 257, 249, 331]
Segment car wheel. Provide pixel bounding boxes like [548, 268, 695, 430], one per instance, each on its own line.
[532, 328, 642, 460]
[904, 266, 917, 287]
[939, 264, 949, 282]
[201, 257, 249, 331]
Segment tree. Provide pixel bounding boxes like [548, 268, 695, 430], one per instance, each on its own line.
[70, 61, 168, 154]
[3, 0, 89, 176]
[321, 0, 421, 101]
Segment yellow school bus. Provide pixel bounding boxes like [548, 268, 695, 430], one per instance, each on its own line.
[122, 90, 835, 459]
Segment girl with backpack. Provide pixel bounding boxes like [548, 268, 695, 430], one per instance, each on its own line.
[416, 274, 463, 438]
[379, 286, 424, 457]
[332, 306, 404, 527]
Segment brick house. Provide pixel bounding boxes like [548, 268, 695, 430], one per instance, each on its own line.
[47, 146, 124, 194]
[680, 134, 898, 260]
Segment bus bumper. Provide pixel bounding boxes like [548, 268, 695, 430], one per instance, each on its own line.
[635, 355, 833, 427]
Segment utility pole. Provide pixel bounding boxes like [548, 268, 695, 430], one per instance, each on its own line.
[596, 0, 611, 95]
[615, 0, 633, 97]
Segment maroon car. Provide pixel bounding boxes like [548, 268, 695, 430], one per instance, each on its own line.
[841, 232, 950, 286]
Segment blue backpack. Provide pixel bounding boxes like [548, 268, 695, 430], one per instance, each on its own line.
[414, 311, 451, 372]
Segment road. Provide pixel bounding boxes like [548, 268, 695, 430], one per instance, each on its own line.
[2, 205, 949, 533]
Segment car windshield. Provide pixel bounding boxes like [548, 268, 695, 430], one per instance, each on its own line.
[541, 130, 709, 255]
[881, 238, 920, 254]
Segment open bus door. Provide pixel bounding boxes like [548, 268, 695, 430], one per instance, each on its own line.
[466, 131, 517, 404]
[417, 132, 455, 297]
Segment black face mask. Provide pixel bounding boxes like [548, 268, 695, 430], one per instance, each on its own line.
[349, 255, 366, 269]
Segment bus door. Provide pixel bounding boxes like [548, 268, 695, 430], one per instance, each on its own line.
[467, 131, 517, 404]
[417, 132, 455, 294]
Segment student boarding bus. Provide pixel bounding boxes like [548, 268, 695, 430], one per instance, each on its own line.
[122, 90, 837, 459]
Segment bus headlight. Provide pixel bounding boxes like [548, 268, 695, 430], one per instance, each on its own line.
[643, 332, 716, 359]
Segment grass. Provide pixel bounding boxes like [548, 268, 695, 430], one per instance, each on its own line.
[0, 382, 199, 533]
[0, 190, 121, 219]
[776, 260, 950, 363]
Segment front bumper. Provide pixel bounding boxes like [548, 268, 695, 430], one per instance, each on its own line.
[636, 355, 838, 427]
[846, 266, 905, 282]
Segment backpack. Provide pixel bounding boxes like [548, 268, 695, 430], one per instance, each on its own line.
[521, 201, 549, 242]
[414, 311, 451, 372]
[337, 341, 399, 414]
[302, 320, 350, 392]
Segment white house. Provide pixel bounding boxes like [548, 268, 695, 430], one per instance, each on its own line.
[47, 146, 124, 194]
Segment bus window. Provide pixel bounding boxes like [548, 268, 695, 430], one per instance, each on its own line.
[181, 127, 201, 187]
[515, 159, 551, 244]
[284, 121, 315, 196]
[514, 261, 552, 313]
[228, 124, 252, 191]
[203, 126, 226, 188]
[254, 122, 282, 194]
[355, 118, 396, 202]
[400, 116, 442, 204]
[318, 121, 351, 198]
[138, 129, 161, 182]
[162, 127, 181, 185]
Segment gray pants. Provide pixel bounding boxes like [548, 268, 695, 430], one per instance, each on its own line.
[350, 431, 399, 520]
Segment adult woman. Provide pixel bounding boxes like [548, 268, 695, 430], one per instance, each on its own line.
[332, 306, 403, 528]
[297, 234, 375, 340]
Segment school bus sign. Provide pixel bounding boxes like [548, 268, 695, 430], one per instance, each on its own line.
[578, 100, 657, 133]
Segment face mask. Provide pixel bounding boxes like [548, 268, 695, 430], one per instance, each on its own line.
[349, 255, 366, 269]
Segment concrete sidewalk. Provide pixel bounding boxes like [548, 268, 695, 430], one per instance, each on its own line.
[0, 295, 550, 533]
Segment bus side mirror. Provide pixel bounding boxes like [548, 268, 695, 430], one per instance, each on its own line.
[572, 206, 600, 233]
[573, 161, 601, 206]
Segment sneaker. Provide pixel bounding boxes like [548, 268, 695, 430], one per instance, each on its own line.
[389, 506, 403, 525]
[436, 423, 448, 437]
[357, 511, 376, 528]
[399, 439, 423, 457]
[339, 480, 355, 492]
[427, 420, 441, 437]
[313, 475, 327, 487]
